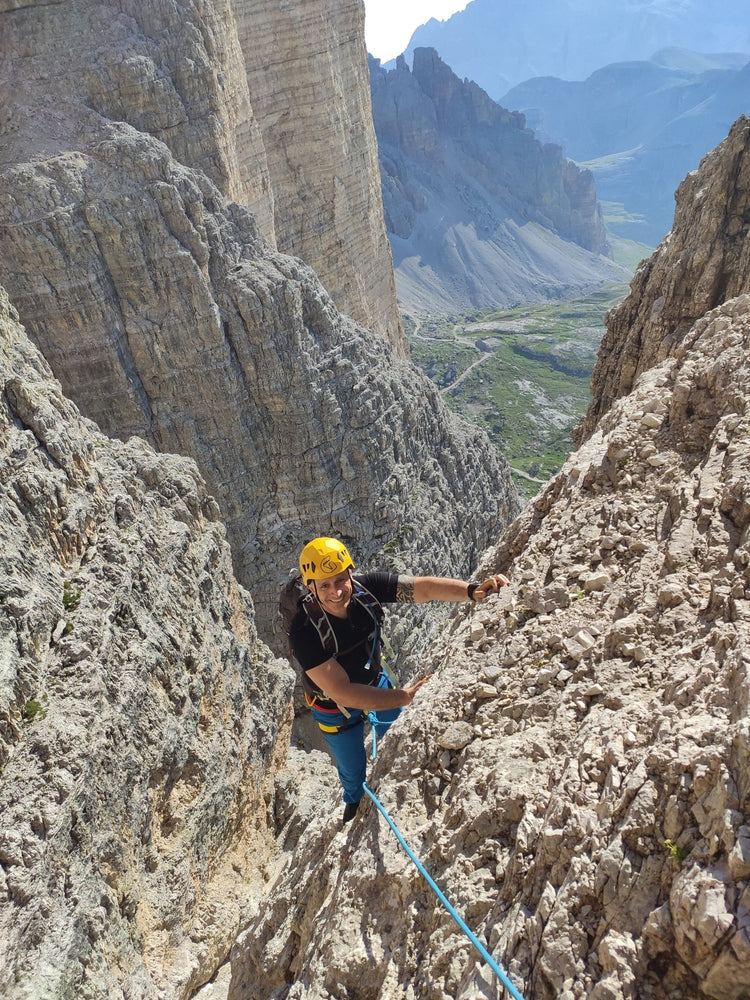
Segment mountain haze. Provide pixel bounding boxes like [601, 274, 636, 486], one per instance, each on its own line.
[503, 51, 750, 245]
[398, 2, 749, 250]
[402, 0, 750, 97]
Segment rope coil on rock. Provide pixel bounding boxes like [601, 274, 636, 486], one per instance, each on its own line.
[362, 781, 527, 1000]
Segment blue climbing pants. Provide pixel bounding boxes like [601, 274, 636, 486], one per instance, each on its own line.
[313, 675, 402, 803]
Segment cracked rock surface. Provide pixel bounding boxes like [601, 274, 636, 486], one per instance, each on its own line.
[0, 0, 519, 642]
[0, 287, 295, 998]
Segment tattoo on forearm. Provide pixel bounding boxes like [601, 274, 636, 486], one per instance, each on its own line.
[396, 575, 416, 604]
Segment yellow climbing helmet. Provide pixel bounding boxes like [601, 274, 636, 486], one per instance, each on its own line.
[299, 536, 354, 583]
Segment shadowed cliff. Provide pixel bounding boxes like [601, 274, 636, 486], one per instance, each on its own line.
[370, 48, 625, 316]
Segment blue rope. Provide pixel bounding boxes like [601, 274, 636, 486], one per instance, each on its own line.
[366, 711, 384, 759]
[362, 781, 526, 1000]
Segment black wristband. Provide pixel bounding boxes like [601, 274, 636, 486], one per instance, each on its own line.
[467, 581, 480, 601]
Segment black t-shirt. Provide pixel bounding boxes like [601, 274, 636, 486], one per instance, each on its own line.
[290, 572, 399, 690]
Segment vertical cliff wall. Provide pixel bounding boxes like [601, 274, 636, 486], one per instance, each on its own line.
[0, 286, 294, 999]
[0, 0, 517, 641]
[577, 115, 750, 441]
[238, 0, 405, 350]
[0, 0, 402, 352]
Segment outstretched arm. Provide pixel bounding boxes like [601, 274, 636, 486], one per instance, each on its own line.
[396, 573, 509, 604]
[306, 658, 431, 711]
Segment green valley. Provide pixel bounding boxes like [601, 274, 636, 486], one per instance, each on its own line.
[406, 281, 634, 499]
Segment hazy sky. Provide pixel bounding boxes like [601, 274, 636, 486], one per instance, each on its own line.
[364, 1, 470, 62]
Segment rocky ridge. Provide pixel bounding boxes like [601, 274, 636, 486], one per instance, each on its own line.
[370, 49, 624, 316]
[577, 116, 750, 441]
[0, 0, 401, 352]
[0, 0, 519, 642]
[0, 287, 294, 999]
[228, 124, 750, 998]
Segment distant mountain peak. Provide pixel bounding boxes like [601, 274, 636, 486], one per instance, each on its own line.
[649, 46, 750, 71]
[370, 49, 621, 315]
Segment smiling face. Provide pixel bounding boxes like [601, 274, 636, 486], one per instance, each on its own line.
[310, 569, 353, 618]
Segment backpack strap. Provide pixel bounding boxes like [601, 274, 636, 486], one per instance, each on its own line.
[302, 579, 384, 659]
[349, 579, 383, 672]
[300, 579, 386, 717]
[300, 589, 338, 656]
[299, 590, 351, 716]
[351, 579, 384, 625]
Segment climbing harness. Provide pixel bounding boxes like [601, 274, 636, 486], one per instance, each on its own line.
[362, 781, 527, 1000]
[281, 572, 387, 730]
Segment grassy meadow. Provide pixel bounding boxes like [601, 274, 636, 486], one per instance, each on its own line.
[405, 282, 632, 500]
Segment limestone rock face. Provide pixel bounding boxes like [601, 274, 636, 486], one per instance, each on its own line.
[0, 1, 517, 642]
[238, 0, 404, 351]
[370, 48, 622, 315]
[231, 302, 750, 1000]
[228, 156, 750, 999]
[0, 0, 402, 350]
[0, 287, 294, 999]
[2, 0, 276, 241]
[577, 114, 750, 442]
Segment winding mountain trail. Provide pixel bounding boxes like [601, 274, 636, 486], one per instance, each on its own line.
[408, 316, 494, 393]
[439, 352, 490, 394]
